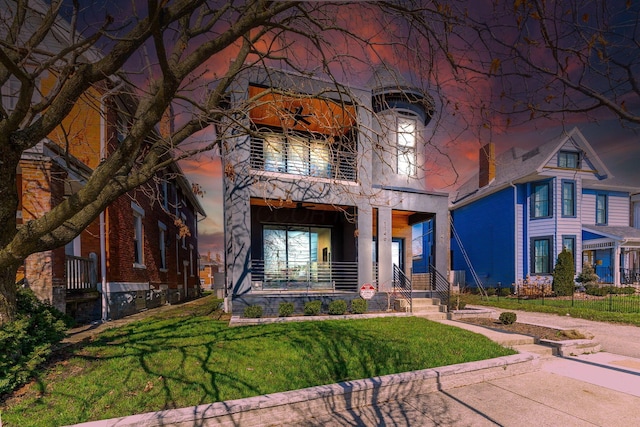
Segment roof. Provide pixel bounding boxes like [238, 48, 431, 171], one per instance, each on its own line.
[451, 127, 638, 207]
[583, 225, 640, 242]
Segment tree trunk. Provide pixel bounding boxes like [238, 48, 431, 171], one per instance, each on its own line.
[0, 263, 19, 326]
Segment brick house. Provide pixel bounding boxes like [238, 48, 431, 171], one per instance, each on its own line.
[4, 0, 205, 323]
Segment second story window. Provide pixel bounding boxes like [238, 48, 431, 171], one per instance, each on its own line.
[397, 116, 416, 176]
[596, 193, 608, 225]
[158, 221, 167, 271]
[263, 135, 331, 178]
[562, 180, 576, 217]
[558, 151, 580, 169]
[531, 181, 552, 219]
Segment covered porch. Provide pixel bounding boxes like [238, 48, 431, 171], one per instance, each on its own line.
[582, 225, 640, 286]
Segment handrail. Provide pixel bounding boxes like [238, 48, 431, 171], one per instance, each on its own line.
[393, 264, 412, 313]
[429, 264, 451, 307]
[250, 259, 359, 292]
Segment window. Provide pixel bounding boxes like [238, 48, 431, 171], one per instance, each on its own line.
[558, 151, 580, 169]
[132, 202, 145, 266]
[116, 112, 129, 143]
[161, 180, 169, 210]
[263, 135, 331, 177]
[397, 117, 416, 176]
[562, 235, 576, 268]
[159, 221, 167, 271]
[263, 225, 331, 284]
[412, 223, 423, 260]
[189, 244, 194, 277]
[596, 194, 608, 225]
[561, 180, 576, 217]
[531, 237, 553, 274]
[181, 213, 187, 249]
[531, 181, 552, 218]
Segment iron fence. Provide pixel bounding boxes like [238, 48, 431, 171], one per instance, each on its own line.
[393, 264, 412, 312]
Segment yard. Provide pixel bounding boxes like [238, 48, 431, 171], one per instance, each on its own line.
[0, 296, 514, 426]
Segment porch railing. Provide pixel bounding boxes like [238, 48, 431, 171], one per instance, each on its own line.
[429, 264, 451, 307]
[393, 263, 412, 312]
[65, 255, 97, 292]
[621, 268, 640, 285]
[250, 260, 359, 292]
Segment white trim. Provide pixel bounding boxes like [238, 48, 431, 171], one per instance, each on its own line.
[131, 201, 145, 216]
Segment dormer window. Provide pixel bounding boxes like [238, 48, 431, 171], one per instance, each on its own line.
[558, 151, 580, 169]
[397, 116, 417, 176]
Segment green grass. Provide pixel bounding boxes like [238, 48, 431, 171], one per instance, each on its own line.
[467, 294, 640, 326]
[0, 296, 514, 426]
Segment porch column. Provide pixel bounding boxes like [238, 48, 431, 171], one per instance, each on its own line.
[377, 207, 393, 292]
[614, 243, 621, 287]
[357, 204, 373, 288]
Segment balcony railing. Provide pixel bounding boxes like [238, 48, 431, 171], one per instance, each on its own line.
[251, 259, 359, 292]
[250, 137, 357, 181]
[65, 255, 97, 292]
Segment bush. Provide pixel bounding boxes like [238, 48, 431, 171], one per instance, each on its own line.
[304, 300, 322, 316]
[243, 305, 263, 318]
[448, 293, 468, 310]
[576, 263, 599, 287]
[486, 287, 496, 296]
[498, 312, 517, 325]
[498, 287, 511, 297]
[585, 285, 608, 296]
[1, 287, 72, 395]
[619, 286, 637, 295]
[553, 248, 575, 296]
[278, 302, 295, 317]
[350, 298, 368, 314]
[328, 300, 347, 315]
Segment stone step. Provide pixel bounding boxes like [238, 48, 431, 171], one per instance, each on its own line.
[513, 343, 556, 357]
[414, 312, 448, 321]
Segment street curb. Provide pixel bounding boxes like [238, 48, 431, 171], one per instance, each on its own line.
[66, 353, 540, 427]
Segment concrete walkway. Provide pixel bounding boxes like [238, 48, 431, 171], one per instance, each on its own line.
[68, 306, 640, 426]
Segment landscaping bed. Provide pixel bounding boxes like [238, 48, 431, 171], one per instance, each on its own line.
[459, 317, 586, 341]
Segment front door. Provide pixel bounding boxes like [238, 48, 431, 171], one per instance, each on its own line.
[392, 238, 404, 272]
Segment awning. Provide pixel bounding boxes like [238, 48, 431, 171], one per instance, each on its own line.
[248, 85, 356, 136]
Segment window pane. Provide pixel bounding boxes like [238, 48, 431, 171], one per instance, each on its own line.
[562, 182, 575, 216]
[559, 152, 579, 168]
[596, 194, 607, 224]
[264, 136, 285, 172]
[398, 118, 416, 148]
[397, 117, 416, 176]
[287, 136, 308, 175]
[310, 141, 330, 177]
[534, 239, 550, 274]
[533, 184, 549, 217]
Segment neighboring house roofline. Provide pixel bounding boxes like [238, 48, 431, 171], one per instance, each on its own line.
[583, 225, 640, 243]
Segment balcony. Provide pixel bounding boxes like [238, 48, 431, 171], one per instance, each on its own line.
[250, 136, 357, 182]
[65, 255, 98, 293]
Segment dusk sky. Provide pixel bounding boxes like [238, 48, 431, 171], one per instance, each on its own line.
[137, 1, 640, 258]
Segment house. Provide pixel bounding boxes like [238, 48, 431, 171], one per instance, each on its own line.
[450, 127, 640, 290]
[199, 251, 223, 292]
[6, 0, 205, 323]
[221, 67, 450, 315]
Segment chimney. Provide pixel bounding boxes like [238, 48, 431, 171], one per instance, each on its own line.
[479, 142, 495, 188]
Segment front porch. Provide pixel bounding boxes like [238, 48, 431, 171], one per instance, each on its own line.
[582, 225, 640, 286]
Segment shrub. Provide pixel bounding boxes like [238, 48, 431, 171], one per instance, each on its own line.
[1, 287, 72, 395]
[304, 300, 322, 316]
[576, 263, 599, 287]
[243, 305, 263, 318]
[328, 300, 347, 315]
[498, 287, 511, 297]
[486, 287, 496, 296]
[553, 249, 575, 296]
[585, 285, 608, 296]
[278, 302, 295, 317]
[350, 298, 368, 314]
[448, 293, 468, 310]
[619, 286, 637, 295]
[498, 312, 517, 325]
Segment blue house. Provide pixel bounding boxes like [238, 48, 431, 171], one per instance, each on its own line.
[451, 127, 640, 289]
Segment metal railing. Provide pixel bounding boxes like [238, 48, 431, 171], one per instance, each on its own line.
[429, 264, 451, 307]
[393, 263, 412, 312]
[65, 255, 97, 292]
[250, 259, 359, 292]
[250, 137, 357, 181]
[621, 268, 640, 285]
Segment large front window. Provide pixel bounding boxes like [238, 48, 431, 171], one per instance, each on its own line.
[397, 117, 417, 176]
[263, 225, 331, 287]
[531, 181, 552, 218]
[532, 237, 552, 274]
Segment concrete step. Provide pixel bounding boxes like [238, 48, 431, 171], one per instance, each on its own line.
[513, 343, 556, 357]
[414, 312, 448, 321]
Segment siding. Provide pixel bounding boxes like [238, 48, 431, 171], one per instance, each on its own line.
[451, 187, 515, 287]
[582, 189, 630, 226]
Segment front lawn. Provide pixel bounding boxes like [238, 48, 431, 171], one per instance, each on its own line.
[0, 296, 514, 426]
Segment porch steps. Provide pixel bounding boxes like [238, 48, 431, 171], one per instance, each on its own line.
[396, 298, 448, 320]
